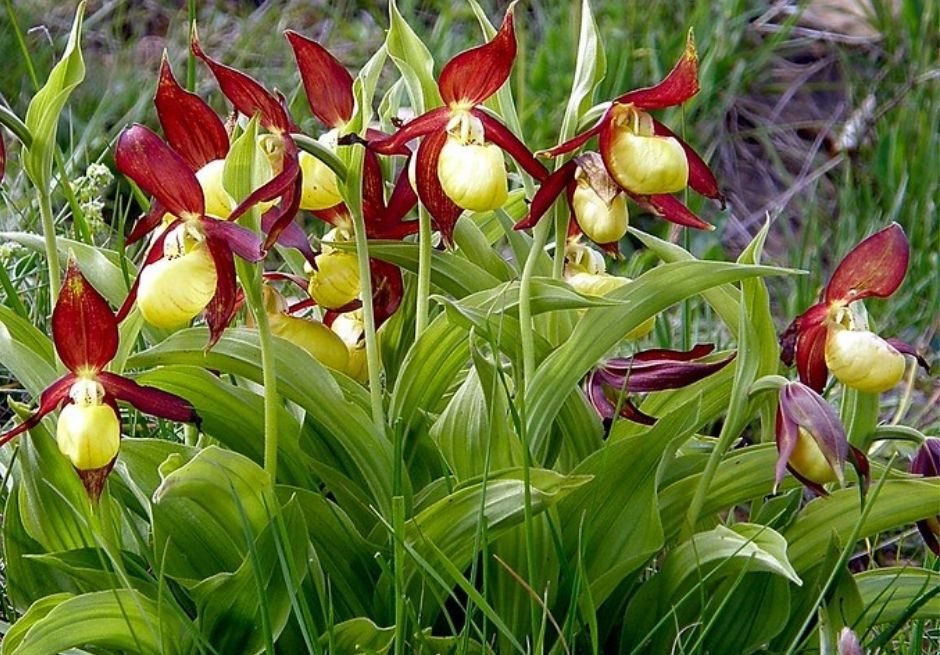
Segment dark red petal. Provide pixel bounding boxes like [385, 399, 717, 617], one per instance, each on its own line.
[155, 53, 229, 171]
[126, 201, 166, 245]
[438, 6, 516, 106]
[97, 371, 199, 425]
[0, 374, 75, 447]
[261, 176, 303, 254]
[825, 223, 909, 304]
[116, 221, 180, 323]
[630, 343, 716, 363]
[651, 119, 723, 203]
[614, 31, 699, 110]
[415, 130, 463, 247]
[774, 406, 798, 492]
[514, 160, 576, 230]
[916, 521, 940, 556]
[361, 107, 451, 156]
[285, 31, 354, 128]
[472, 108, 549, 182]
[263, 271, 309, 292]
[228, 136, 301, 227]
[261, 210, 316, 266]
[201, 217, 264, 262]
[115, 124, 205, 219]
[204, 236, 237, 349]
[54, 259, 119, 372]
[371, 259, 404, 328]
[779, 302, 827, 367]
[361, 149, 386, 224]
[537, 110, 608, 159]
[192, 32, 293, 134]
[608, 352, 734, 393]
[310, 204, 349, 229]
[628, 192, 712, 230]
[910, 439, 940, 478]
[369, 159, 419, 239]
[849, 444, 870, 490]
[796, 322, 829, 392]
[884, 338, 931, 373]
[586, 370, 616, 420]
[288, 298, 317, 314]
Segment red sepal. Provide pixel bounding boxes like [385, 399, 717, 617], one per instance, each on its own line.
[192, 32, 294, 134]
[825, 223, 909, 304]
[285, 31, 354, 128]
[54, 260, 119, 372]
[371, 259, 404, 328]
[115, 124, 205, 220]
[363, 107, 451, 156]
[884, 338, 931, 373]
[514, 160, 576, 230]
[651, 119, 723, 203]
[472, 108, 549, 182]
[438, 6, 516, 107]
[200, 217, 265, 262]
[361, 150, 386, 224]
[204, 236, 237, 349]
[537, 110, 609, 159]
[116, 220, 179, 323]
[415, 130, 463, 247]
[155, 53, 229, 171]
[126, 201, 166, 245]
[263, 271, 309, 292]
[228, 136, 301, 230]
[585, 371, 658, 425]
[614, 31, 699, 110]
[310, 204, 349, 230]
[368, 159, 419, 239]
[97, 371, 199, 425]
[629, 192, 712, 230]
[0, 374, 75, 447]
[261, 211, 317, 266]
[796, 321, 829, 392]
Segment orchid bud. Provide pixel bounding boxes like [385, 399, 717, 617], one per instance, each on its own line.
[332, 310, 369, 382]
[564, 239, 607, 275]
[308, 251, 360, 310]
[268, 313, 349, 371]
[605, 104, 688, 195]
[299, 150, 343, 211]
[910, 438, 940, 554]
[56, 379, 120, 472]
[138, 226, 218, 328]
[824, 321, 906, 393]
[775, 382, 862, 495]
[437, 112, 508, 212]
[566, 271, 655, 339]
[571, 153, 629, 244]
[194, 159, 235, 219]
[837, 627, 864, 655]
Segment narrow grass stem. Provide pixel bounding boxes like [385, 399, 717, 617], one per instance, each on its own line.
[415, 205, 432, 337]
[254, 295, 280, 480]
[392, 495, 407, 655]
[38, 190, 61, 301]
[518, 218, 551, 391]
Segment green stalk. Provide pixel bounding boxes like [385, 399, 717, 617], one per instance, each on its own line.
[518, 218, 551, 390]
[392, 495, 406, 655]
[551, 204, 567, 279]
[415, 205, 432, 336]
[347, 151, 385, 431]
[38, 190, 61, 301]
[252, 283, 280, 479]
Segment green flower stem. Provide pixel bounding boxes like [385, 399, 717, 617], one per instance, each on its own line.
[518, 217, 552, 391]
[256, 305, 280, 479]
[38, 190, 61, 301]
[415, 205, 432, 337]
[551, 204, 567, 279]
[392, 495, 406, 655]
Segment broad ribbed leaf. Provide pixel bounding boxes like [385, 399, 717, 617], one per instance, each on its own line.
[127, 328, 396, 514]
[319, 618, 395, 654]
[22, 3, 85, 190]
[0, 306, 54, 365]
[855, 568, 940, 625]
[1, 590, 191, 655]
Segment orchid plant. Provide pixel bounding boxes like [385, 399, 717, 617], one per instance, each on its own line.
[0, 2, 935, 654]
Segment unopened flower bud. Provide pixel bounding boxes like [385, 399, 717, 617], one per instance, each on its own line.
[438, 112, 508, 212]
[825, 321, 905, 393]
[837, 627, 863, 655]
[299, 150, 343, 211]
[605, 105, 688, 195]
[195, 159, 235, 219]
[269, 313, 349, 371]
[572, 182, 628, 244]
[138, 228, 218, 328]
[910, 438, 940, 554]
[564, 239, 606, 275]
[308, 251, 360, 310]
[789, 426, 840, 485]
[332, 310, 370, 382]
[56, 386, 120, 472]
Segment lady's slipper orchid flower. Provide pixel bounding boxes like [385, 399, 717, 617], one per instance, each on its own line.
[259, 284, 349, 372]
[909, 438, 940, 555]
[586, 344, 734, 425]
[115, 124, 265, 347]
[345, 5, 548, 244]
[779, 224, 929, 393]
[0, 261, 198, 499]
[190, 32, 304, 254]
[774, 381, 868, 496]
[531, 32, 724, 233]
